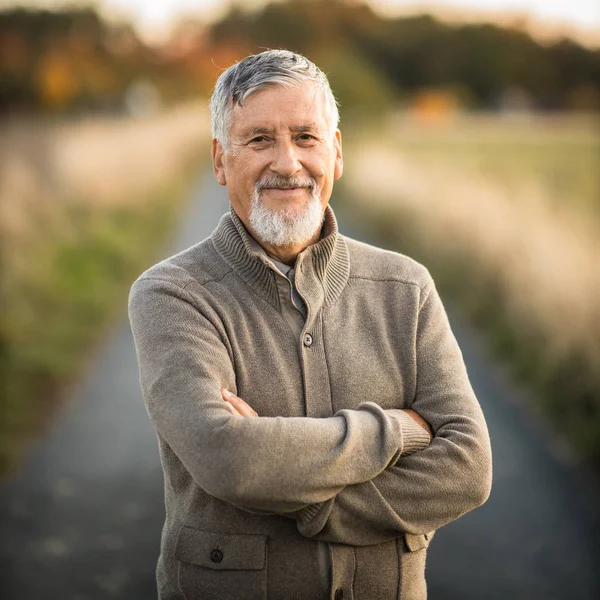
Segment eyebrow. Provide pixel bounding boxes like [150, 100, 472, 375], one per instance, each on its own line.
[241, 124, 320, 138]
[290, 124, 318, 133]
[243, 127, 273, 137]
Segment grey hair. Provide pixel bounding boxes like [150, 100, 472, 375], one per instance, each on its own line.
[210, 49, 339, 147]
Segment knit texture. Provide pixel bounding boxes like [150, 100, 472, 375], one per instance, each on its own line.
[128, 206, 492, 600]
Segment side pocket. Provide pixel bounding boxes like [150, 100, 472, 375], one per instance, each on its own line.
[175, 526, 268, 600]
[403, 532, 433, 553]
[398, 533, 434, 600]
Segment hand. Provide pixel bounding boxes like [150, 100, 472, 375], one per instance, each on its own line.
[402, 409, 433, 441]
[221, 389, 258, 417]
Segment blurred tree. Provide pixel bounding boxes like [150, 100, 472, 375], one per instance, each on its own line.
[317, 44, 395, 119]
[548, 39, 600, 110]
[0, 7, 201, 114]
[35, 46, 78, 109]
[206, 0, 600, 111]
[1, 0, 599, 115]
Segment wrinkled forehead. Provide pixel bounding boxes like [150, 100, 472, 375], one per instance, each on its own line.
[229, 81, 332, 133]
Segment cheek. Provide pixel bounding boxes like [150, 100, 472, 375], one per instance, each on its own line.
[225, 153, 260, 183]
[229, 169, 256, 194]
[309, 149, 335, 178]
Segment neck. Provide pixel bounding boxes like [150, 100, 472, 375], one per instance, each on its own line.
[259, 230, 322, 266]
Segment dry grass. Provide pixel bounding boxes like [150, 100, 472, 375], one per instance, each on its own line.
[0, 101, 210, 244]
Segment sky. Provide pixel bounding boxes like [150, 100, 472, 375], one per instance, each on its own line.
[1, 0, 599, 44]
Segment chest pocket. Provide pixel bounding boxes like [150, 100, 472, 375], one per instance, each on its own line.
[175, 526, 267, 600]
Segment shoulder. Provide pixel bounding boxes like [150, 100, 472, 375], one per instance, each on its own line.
[342, 235, 433, 292]
[129, 237, 231, 302]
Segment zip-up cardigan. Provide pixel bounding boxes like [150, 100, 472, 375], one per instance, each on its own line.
[128, 205, 493, 600]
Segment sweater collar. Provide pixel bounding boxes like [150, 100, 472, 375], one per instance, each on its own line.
[211, 205, 350, 311]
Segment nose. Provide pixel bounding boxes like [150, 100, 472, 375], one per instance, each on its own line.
[270, 138, 302, 177]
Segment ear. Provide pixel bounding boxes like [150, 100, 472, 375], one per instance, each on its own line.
[212, 139, 227, 186]
[333, 129, 343, 180]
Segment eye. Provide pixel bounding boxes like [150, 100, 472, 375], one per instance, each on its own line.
[297, 133, 316, 141]
[250, 136, 268, 143]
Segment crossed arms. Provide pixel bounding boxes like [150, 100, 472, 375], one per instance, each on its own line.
[223, 387, 432, 442]
[129, 275, 492, 546]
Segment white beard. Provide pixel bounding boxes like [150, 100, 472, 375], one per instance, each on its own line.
[249, 177, 324, 247]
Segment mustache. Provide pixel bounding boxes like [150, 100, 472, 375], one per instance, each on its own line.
[255, 175, 316, 192]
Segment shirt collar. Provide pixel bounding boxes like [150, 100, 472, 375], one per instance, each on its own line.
[269, 257, 294, 279]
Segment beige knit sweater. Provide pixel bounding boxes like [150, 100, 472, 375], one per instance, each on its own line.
[128, 206, 492, 600]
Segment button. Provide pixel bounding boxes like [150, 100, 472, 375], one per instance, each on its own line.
[210, 549, 223, 563]
[303, 333, 313, 347]
[334, 590, 344, 600]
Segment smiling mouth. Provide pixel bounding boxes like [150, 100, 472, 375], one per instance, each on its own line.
[256, 175, 316, 194]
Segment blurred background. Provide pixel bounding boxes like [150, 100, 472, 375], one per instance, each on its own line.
[1, 1, 599, 598]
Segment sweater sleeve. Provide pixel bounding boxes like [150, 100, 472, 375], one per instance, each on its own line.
[292, 277, 493, 543]
[128, 276, 421, 514]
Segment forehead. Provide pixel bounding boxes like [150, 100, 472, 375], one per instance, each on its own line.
[230, 82, 330, 134]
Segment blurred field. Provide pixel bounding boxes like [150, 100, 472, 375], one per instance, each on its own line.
[385, 112, 600, 217]
[0, 104, 210, 475]
[342, 112, 600, 461]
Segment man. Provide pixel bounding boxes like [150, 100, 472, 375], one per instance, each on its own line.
[129, 49, 492, 600]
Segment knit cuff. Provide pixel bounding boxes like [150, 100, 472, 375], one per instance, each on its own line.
[387, 409, 432, 464]
[294, 499, 335, 538]
[296, 503, 323, 528]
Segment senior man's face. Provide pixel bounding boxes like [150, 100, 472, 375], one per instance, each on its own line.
[212, 83, 343, 249]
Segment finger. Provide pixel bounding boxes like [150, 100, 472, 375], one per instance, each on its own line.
[221, 389, 258, 417]
[226, 395, 258, 417]
[223, 398, 244, 417]
[221, 391, 245, 417]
